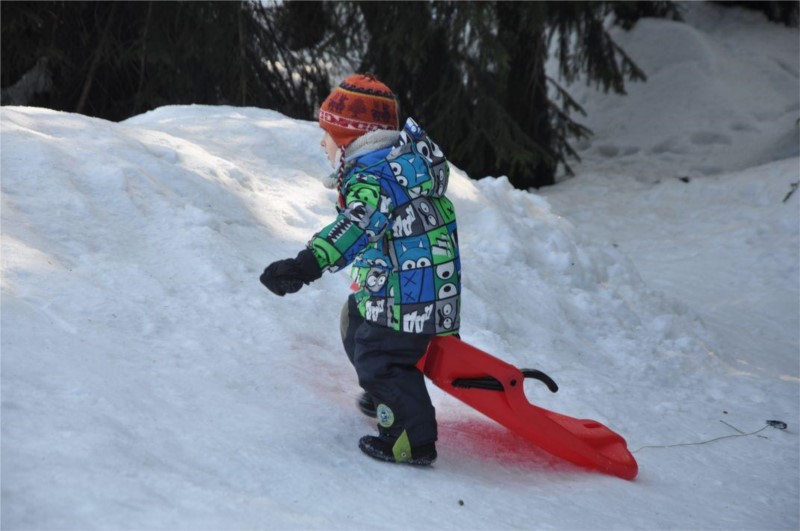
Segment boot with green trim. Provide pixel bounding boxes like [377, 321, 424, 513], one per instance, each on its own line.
[358, 433, 437, 466]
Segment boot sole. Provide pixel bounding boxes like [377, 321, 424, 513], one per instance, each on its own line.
[358, 436, 437, 466]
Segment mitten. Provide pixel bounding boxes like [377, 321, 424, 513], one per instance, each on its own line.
[260, 249, 322, 296]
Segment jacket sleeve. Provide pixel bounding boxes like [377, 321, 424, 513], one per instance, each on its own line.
[307, 172, 392, 273]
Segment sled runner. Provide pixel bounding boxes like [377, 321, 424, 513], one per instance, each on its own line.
[417, 336, 638, 480]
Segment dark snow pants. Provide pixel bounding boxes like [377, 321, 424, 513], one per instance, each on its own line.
[341, 294, 437, 446]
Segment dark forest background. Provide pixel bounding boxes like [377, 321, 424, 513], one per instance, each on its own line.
[2, 1, 797, 188]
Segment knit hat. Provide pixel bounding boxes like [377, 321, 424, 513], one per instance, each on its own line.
[319, 74, 399, 148]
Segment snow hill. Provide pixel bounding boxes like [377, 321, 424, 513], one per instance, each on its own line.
[2, 3, 798, 530]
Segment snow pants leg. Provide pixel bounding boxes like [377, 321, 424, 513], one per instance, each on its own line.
[340, 295, 437, 446]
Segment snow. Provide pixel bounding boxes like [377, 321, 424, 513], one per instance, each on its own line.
[1, 3, 798, 530]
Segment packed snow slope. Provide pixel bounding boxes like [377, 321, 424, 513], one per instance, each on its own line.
[2, 3, 798, 530]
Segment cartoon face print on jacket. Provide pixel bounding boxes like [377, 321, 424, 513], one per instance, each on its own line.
[355, 246, 391, 295]
[388, 156, 432, 199]
[386, 125, 445, 198]
[410, 134, 444, 165]
[412, 135, 449, 197]
[394, 122, 444, 163]
[414, 198, 440, 231]
[437, 300, 456, 331]
[389, 132, 448, 197]
[396, 234, 431, 270]
[394, 234, 435, 304]
[365, 268, 388, 294]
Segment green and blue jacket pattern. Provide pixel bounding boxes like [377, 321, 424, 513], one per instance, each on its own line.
[308, 118, 461, 335]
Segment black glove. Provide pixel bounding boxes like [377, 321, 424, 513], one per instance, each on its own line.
[260, 249, 323, 296]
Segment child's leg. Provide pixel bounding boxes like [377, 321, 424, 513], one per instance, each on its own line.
[340, 294, 363, 366]
[352, 323, 436, 447]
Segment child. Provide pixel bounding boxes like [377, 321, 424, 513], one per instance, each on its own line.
[260, 74, 461, 466]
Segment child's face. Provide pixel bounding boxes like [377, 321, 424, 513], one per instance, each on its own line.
[320, 132, 339, 168]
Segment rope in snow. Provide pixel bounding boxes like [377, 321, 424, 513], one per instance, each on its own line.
[783, 182, 798, 203]
[631, 420, 787, 453]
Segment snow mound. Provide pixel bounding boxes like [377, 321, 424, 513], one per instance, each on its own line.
[2, 105, 720, 413]
[2, 105, 726, 529]
[559, 2, 799, 181]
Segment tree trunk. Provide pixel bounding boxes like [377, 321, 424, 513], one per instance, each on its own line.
[498, 2, 555, 189]
[238, 2, 247, 106]
[76, 2, 118, 115]
[133, 1, 153, 115]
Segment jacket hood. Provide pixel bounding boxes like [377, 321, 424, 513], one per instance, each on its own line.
[385, 118, 449, 199]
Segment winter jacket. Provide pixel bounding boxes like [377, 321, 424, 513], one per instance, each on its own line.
[308, 118, 461, 335]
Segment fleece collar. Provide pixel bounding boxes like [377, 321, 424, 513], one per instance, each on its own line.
[345, 129, 400, 162]
[321, 129, 401, 191]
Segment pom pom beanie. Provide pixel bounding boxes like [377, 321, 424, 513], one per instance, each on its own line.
[319, 74, 399, 148]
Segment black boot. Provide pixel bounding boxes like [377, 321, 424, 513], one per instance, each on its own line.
[357, 392, 377, 418]
[358, 435, 437, 466]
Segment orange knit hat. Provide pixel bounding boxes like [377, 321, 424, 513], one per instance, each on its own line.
[319, 74, 399, 148]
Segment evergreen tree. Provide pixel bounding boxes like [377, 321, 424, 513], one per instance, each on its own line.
[1, 1, 330, 121]
[307, 1, 679, 188]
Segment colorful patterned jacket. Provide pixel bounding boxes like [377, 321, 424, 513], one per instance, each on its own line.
[308, 118, 461, 335]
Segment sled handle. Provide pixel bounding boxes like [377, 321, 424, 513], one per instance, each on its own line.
[452, 370, 558, 394]
[521, 369, 559, 393]
[451, 376, 503, 391]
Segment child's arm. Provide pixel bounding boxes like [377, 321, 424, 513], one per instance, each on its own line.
[260, 172, 390, 296]
[308, 173, 390, 273]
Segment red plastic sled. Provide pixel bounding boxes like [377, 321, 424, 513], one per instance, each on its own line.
[417, 336, 638, 480]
